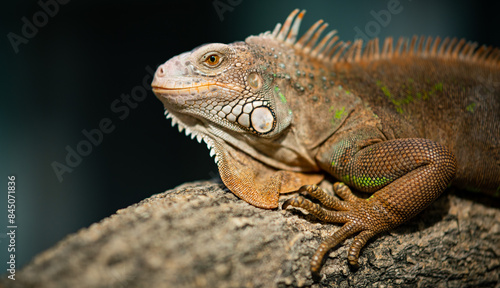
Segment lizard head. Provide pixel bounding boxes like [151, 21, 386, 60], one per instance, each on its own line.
[151, 41, 292, 140]
[151, 9, 340, 208]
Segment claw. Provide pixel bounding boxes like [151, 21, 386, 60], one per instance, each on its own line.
[311, 266, 322, 281]
[282, 198, 294, 210]
[297, 184, 318, 195]
[297, 184, 311, 193]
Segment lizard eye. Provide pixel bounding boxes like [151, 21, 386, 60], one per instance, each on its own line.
[203, 53, 221, 67]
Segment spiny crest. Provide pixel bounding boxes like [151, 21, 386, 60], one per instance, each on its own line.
[260, 9, 500, 67]
[164, 110, 220, 164]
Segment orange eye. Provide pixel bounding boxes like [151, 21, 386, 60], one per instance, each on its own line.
[205, 54, 220, 66]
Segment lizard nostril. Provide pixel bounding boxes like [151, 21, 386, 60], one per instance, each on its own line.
[157, 65, 166, 77]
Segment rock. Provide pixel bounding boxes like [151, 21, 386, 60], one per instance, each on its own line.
[2, 181, 499, 287]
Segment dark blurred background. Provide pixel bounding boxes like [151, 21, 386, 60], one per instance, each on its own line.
[1, 0, 498, 271]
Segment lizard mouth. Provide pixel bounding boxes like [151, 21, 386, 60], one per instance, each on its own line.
[152, 81, 246, 115]
[152, 84, 215, 95]
[152, 82, 220, 108]
[152, 80, 243, 97]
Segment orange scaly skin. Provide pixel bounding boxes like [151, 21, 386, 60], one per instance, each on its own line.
[152, 9, 499, 276]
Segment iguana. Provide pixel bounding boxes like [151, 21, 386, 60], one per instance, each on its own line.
[151, 9, 500, 275]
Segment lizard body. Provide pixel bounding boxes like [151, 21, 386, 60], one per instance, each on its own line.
[152, 9, 499, 275]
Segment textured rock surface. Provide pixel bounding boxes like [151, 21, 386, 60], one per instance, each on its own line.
[2, 181, 499, 288]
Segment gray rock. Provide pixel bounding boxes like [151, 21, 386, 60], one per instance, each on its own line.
[2, 181, 499, 287]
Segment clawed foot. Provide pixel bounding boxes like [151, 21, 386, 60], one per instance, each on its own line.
[283, 182, 385, 276]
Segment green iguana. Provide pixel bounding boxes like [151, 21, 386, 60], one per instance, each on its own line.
[151, 9, 500, 275]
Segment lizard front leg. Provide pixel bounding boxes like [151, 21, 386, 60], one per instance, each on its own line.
[283, 135, 457, 275]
